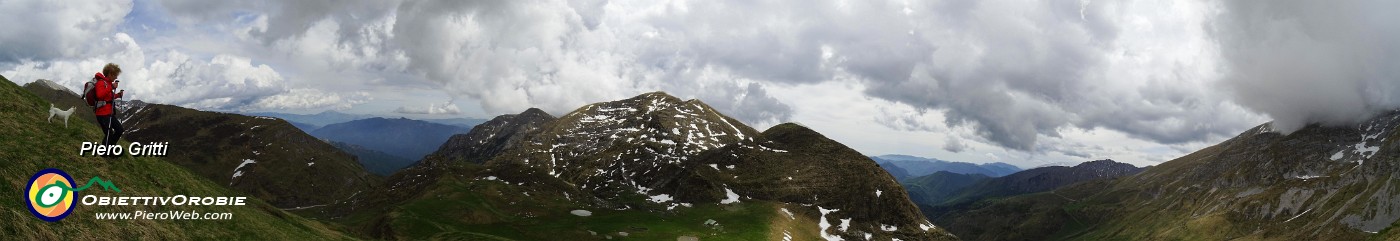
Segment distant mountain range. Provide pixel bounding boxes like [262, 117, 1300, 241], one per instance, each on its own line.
[901, 171, 990, 207]
[310, 117, 469, 161]
[873, 154, 1023, 179]
[882, 162, 914, 180]
[244, 110, 371, 131]
[244, 110, 486, 133]
[419, 117, 489, 129]
[905, 159, 1142, 240]
[912, 159, 1142, 207]
[327, 141, 415, 176]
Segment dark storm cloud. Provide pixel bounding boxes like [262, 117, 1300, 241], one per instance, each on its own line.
[0, 0, 129, 62]
[1214, 0, 1400, 133]
[643, 0, 927, 85]
[943, 136, 968, 153]
[157, 0, 398, 42]
[354, 0, 799, 125]
[856, 0, 1115, 150]
[704, 83, 794, 126]
[852, 0, 1260, 150]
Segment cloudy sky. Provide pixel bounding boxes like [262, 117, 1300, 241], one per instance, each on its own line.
[3, 0, 1396, 168]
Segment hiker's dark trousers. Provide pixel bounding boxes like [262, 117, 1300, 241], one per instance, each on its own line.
[96, 115, 123, 146]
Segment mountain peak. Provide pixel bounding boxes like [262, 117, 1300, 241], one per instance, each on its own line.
[476, 92, 766, 199]
[625, 91, 690, 107]
[426, 107, 557, 164]
[761, 123, 824, 144]
[876, 154, 1023, 178]
[1075, 159, 1130, 167]
[634, 91, 681, 101]
[520, 107, 551, 117]
[30, 79, 72, 93]
[500, 91, 761, 175]
[875, 154, 944, 163]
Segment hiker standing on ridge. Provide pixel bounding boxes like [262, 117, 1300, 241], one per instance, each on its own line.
[93, 63, 125, 146]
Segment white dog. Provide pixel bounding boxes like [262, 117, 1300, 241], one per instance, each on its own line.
[48, 103, 75, 127]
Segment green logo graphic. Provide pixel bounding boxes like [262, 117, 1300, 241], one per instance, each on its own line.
[33, 177, 121, 208]
[26, 168, 121, 222]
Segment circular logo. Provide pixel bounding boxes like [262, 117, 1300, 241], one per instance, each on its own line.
[26, 168, 76, 222]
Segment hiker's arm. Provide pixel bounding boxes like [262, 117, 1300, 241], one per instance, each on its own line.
[113, 81, 123, 99]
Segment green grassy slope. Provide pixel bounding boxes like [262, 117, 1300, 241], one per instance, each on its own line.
[0, 75, 354, 240]
[328, 141, 414, 176]
[347, 160, 801, 240]
[901, 171, 990, 206]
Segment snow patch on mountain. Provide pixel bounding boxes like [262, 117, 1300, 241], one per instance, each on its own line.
[818, 206, 845, 241]
[1350, 117, 1394, 161]
[1352, 141, 1380, 160]
[230, 159, 256, 185]
[919, 221, 937, 232]
[570, 210, 592, 217]
[721, 187, 741, 204]
[648, 194, 673, 203]
[839, 218, 852, 232]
